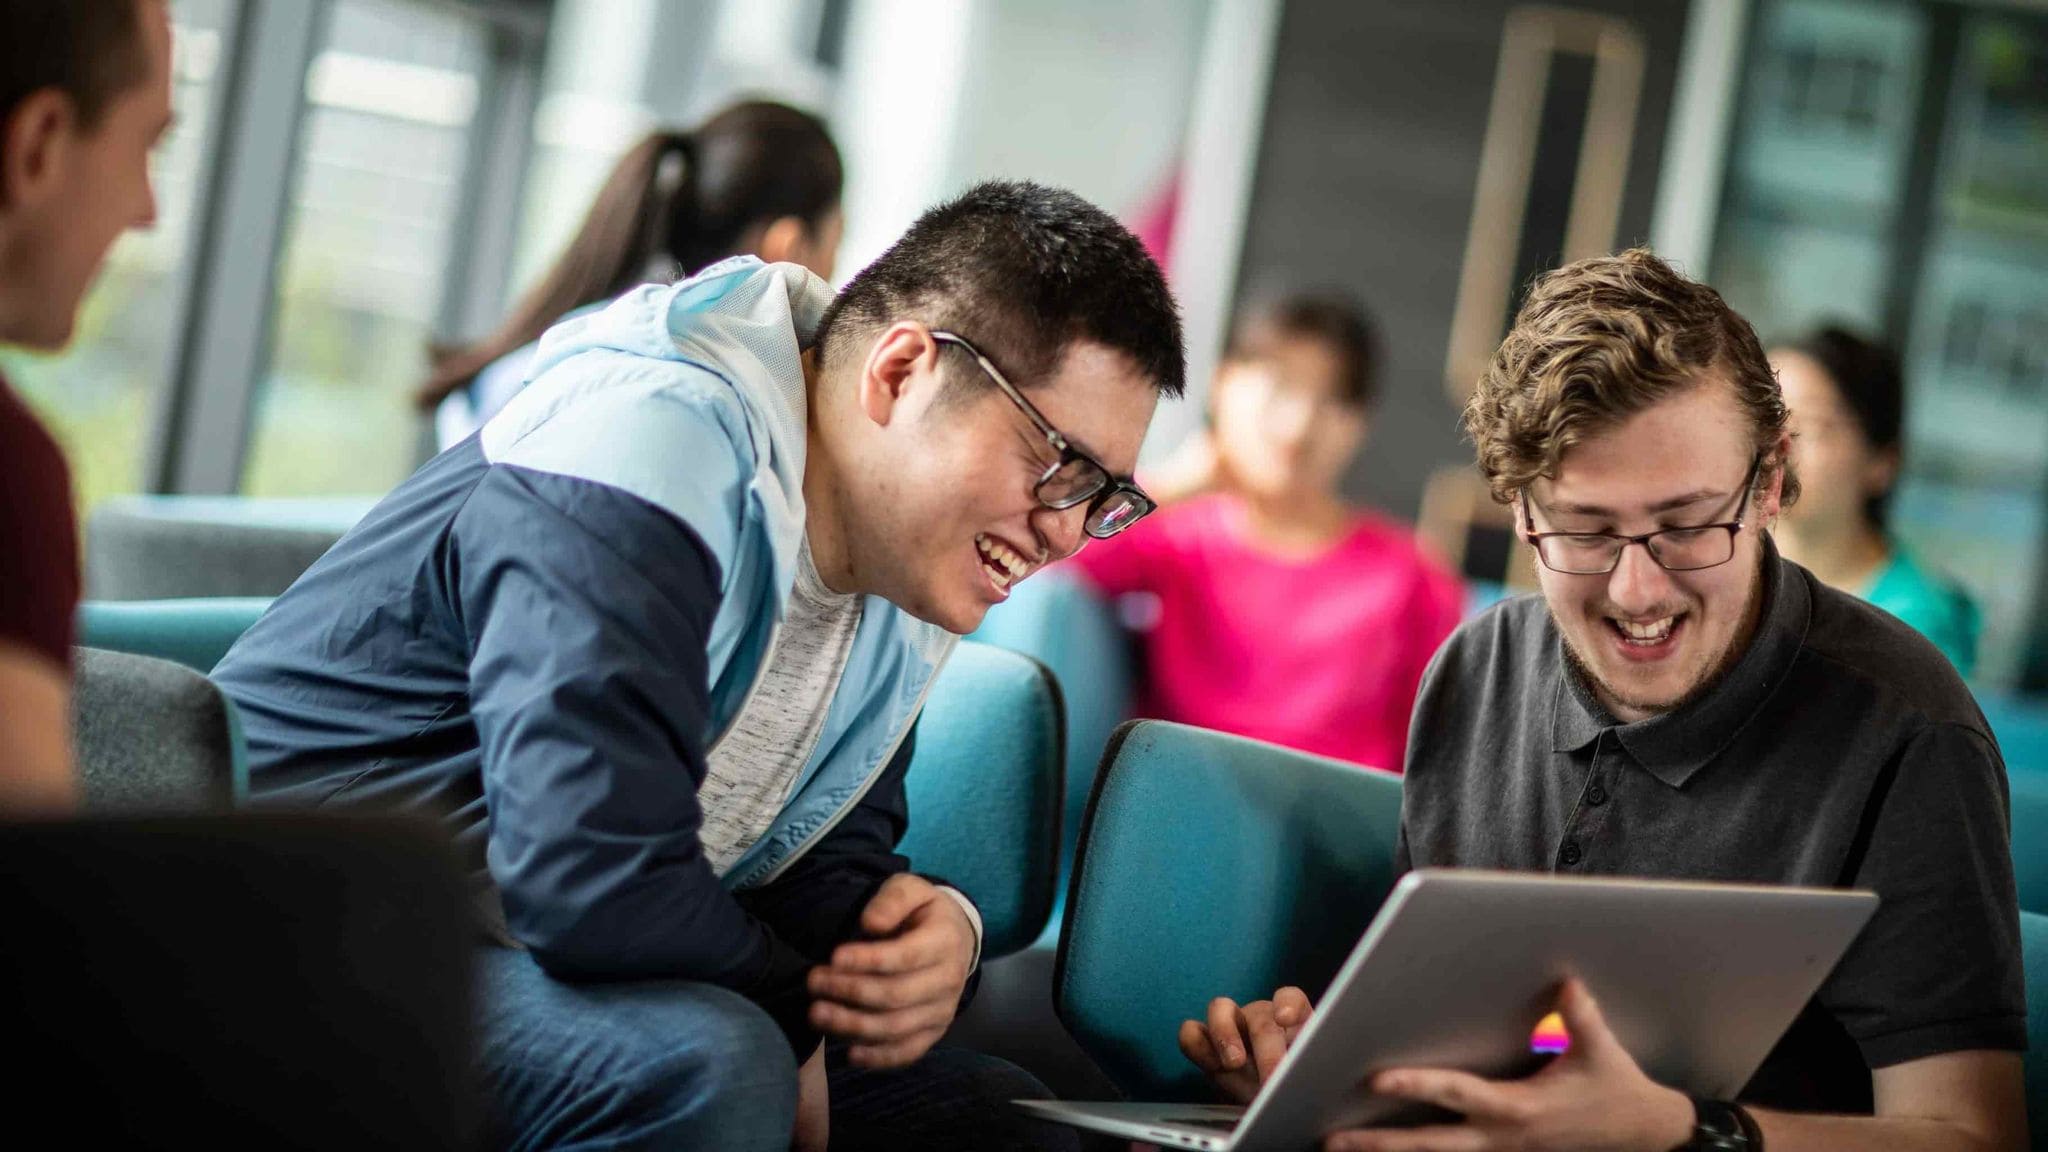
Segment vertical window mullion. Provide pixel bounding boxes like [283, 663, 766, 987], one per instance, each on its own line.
[157, 0, 327, 494]
[411, 14, 547, 465]
[140, 0, 246, 494]
[436, 18, 547, 346]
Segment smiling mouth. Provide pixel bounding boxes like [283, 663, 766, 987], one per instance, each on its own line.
[1607, 613, 1683, 652]
[975, 532, 1034, 594]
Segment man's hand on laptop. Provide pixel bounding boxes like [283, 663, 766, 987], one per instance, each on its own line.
[1323, 978, 1693, 1152]
[1179, 985, 1315, 1103]
[807, 874, 977, 1069]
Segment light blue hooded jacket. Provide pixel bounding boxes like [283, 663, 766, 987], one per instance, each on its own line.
[215, 258, 959, 1056]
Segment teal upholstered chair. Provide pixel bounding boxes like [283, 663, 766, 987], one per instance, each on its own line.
[1464, 579, 1512, 616]
[85, 495, 374, 600]
[2012, 771, 2048, 917]
[78, 598, 272, 674]
[1055, 720, 1405, 1100]
[1985, 691, 2048, 916]
[75, 609, 1064, 945]
[2020, 911, 2048, 1144]
[1984, 692, 2048, 779]
[900, 641, 1065, 960]
[968, 570, 1134, 891]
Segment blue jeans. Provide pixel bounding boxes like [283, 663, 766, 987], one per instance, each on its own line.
[480, 948, 1079, 1151]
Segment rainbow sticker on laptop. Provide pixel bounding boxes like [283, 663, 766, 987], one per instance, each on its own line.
[1529, 1011, 1571, 1055]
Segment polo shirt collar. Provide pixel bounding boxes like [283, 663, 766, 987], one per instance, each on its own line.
[1550, 535, 1810, 787]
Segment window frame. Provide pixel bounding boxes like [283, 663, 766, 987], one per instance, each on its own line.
[144, 0, 551, 494]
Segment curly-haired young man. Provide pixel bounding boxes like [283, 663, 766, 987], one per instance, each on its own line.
[1186, 249, 2023, 1152]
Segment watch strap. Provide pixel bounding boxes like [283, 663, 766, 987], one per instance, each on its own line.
[1670, 1096, 1762, 1151]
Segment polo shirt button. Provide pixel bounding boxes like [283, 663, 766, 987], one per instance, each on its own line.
[1587, 784, 1608, 806]
[1560, 840, 1582, 866]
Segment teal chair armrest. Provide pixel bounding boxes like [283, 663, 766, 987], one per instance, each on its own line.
[77, 598, 273, 674]
[900, 642, 1065, 960]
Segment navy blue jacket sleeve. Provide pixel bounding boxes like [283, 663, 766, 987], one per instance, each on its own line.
[453, 464, 818, 1059]
[733, 727, 917, 959]
[736, 725, 984, 1006]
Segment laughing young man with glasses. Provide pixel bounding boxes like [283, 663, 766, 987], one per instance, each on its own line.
[1184, 250, 2025, 1152]
[214, 181, 1182, 1152]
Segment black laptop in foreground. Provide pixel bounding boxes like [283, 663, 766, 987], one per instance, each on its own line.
[0, 813, 477, 1150]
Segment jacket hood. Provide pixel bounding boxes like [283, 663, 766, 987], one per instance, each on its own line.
[522, 256, 835, 592]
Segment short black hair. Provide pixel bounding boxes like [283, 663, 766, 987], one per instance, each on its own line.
[0, 1, 151, 175]
[1785, 323, 1907, 529]
[816, 180, 1184, 399]
[1223, 291, 1380, 408]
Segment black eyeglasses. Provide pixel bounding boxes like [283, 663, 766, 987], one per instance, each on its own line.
[930, 330, 1156, 539]
[1520, 454, 1763, 575]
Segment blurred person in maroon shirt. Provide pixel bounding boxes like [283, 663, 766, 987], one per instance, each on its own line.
[0, 0, 173, 812]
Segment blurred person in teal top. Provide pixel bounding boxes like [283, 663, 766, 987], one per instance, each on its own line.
[1773, 325, 1980, 675]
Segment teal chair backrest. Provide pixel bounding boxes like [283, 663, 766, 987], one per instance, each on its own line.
[2020, 911, 2048, 1142]
[77, 606, 1067, 951]
[1465, 579, 1512, 616]
[968, 570, 1135, 889]
[1983, 691, 2048, 915]
[900, 642, 1064, 960]
[2013, 772, 2048, 916]
[78, 598, 272, 674]
[1984, 692, 2048, 778]
[1055, 720, 1405, 1100]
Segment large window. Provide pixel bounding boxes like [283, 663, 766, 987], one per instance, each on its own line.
[0, 0, 545, 504]
[1897, 12, 2048, 690]
[8, 0, 1244, 544]
[0, 0, 230, 513]
[1712, 0, 1925, 335]
[1713, 0, 2048, 690]
[240, 0, 492, 496]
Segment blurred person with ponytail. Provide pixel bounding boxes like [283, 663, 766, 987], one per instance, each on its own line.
[423, 99, 843, 448]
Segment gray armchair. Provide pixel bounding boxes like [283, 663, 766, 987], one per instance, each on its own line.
[72, 647, 242, 811]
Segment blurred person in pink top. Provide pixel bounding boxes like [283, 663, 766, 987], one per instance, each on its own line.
[1068, 293, 1463, 772]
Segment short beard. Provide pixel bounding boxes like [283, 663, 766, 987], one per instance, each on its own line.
[1556, 559, 1768, 722]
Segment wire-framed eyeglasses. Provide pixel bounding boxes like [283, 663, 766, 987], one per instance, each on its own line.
[1520, 454, 1764, 575]
[930, 330, 1156, 539]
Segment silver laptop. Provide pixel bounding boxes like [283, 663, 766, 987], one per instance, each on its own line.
[1018, 869, 1877, 1151]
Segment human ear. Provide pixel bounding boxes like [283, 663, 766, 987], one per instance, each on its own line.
[1761, 432, 1794, 523]
[1332, 407, 1370, 457]
[0, 90, 77, 212]
[1863, 445, 1901, 502]
[855, 322, 942, 429]
[755, 215, 810, 268]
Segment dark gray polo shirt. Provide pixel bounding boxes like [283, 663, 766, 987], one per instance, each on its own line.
[1398, 540, 2024, 1113]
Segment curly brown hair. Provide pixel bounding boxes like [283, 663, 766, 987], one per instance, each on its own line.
[1463, 247, 1798, 510]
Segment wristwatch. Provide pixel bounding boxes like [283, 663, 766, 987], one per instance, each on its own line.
[1669, 1096, 1763, 1151]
